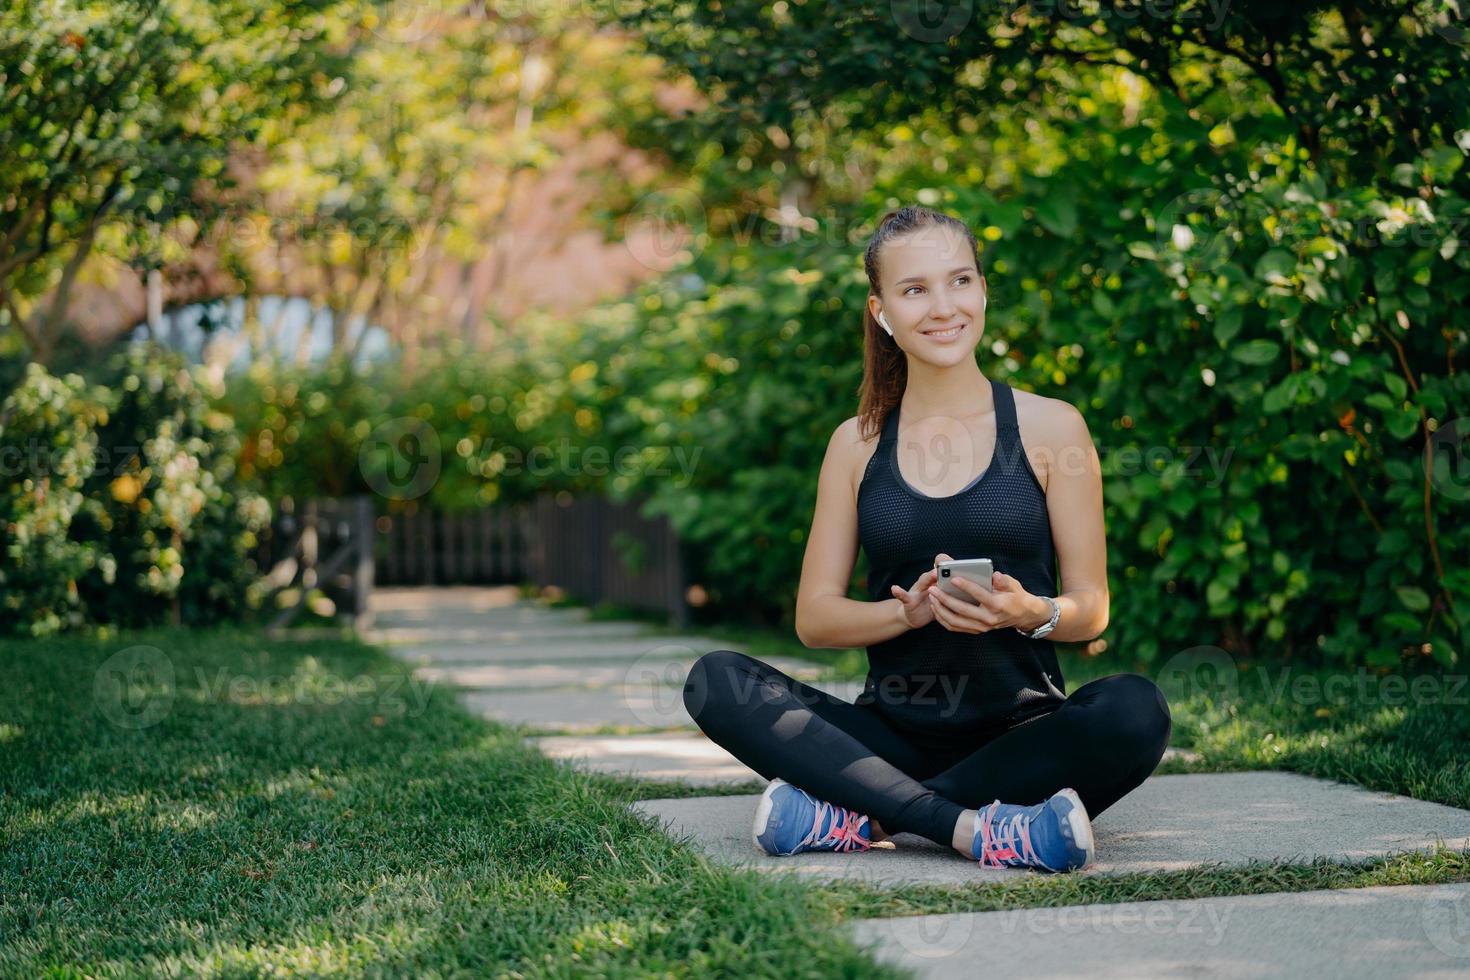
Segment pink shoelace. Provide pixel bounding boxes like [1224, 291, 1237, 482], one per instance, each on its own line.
[973, 799, 1041, 868]
[802, 800, 872, 853]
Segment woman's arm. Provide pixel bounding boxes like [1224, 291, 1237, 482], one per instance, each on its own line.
[1031, 401, 1109, 642]
[794, 418, 914, 649]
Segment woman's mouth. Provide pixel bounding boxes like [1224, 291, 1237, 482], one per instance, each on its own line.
[923, 323, 965, 340]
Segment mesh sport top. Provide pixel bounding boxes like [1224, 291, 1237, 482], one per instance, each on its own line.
[856, 375, 1067, 743]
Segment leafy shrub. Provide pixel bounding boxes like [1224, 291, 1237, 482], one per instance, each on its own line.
[0, 364, 113, 635]
[0, 343, 270, 635]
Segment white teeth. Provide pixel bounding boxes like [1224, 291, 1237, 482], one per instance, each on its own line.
[926, 324, 963, 337]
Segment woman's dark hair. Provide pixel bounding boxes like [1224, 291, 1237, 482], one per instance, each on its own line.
[857, 205, 984, 441]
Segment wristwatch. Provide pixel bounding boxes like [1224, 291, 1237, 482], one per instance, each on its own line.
[1016, 595, 1061, 640]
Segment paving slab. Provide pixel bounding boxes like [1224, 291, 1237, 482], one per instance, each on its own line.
[850, 882, 1470, 978]
[533, 732, 764, 784]
[367, 623, 658, 644]
[464, 681, 868, 732]
[413, 655, 826, 690]
[391, 636, 740, 665]
[631, 771, 1470, 887]
[549, 743, 1194, 790]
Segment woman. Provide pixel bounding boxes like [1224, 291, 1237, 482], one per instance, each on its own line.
[683, 205, 1172, 873]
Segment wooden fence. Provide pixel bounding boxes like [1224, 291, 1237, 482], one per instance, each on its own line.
[257, 493, 689, 629]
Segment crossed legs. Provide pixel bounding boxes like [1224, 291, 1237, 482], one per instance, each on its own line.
[683, 649, 1173, 851]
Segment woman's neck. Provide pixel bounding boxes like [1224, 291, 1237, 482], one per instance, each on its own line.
[901, 357, 992, 421]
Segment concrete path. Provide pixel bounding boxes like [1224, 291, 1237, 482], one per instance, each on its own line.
[851, 882, 1470, 978]
[365, 585, 830, 782]
[368, 587, 1470, 976]
[632, 771, 1470, 887]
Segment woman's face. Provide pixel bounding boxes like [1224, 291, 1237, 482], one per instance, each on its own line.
[868, 225, 986, 363]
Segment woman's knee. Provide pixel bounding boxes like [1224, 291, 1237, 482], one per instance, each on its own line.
[683, 649, 759, 727]
[1088, 672, 1173, 756]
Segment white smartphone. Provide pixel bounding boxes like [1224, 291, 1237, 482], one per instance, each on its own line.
[936, 557, 993, 605]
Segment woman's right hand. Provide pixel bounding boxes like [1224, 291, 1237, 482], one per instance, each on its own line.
[891, 553, 952, 629]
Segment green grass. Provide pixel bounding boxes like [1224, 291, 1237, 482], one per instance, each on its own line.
[6, 624, 1470, 976]
[0, 628, 894, 977]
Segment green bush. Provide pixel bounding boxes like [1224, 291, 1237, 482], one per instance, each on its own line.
[0, 343, 270, 636]
[0, 364, 113, 634]
[593, 143, 1468, 669]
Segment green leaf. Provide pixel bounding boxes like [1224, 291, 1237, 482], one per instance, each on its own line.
[1213, 307, 1243, 345]
[1254, 249, 1295, 282]
[1384, 373, 1407, 400]
[1034, 194, 1078, 238]
[1262, 376, 1297, 413]
[1385, 408, 1420, 441]
[1394, 586, 1431, 613]
[1231, 340, 1280, 365]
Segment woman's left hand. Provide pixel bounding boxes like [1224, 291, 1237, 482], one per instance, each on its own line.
[928, 571, 1045, 634]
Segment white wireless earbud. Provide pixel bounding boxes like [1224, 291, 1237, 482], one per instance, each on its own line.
[982, 290, 987, 313]
[878, 311, 893, 337]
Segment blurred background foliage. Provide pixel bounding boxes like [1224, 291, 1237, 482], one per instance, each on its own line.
[2, 1, 1467, 670]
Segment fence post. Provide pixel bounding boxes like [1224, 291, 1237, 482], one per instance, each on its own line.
[352, 495, 375, 631]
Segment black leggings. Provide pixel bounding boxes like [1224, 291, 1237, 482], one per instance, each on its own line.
[684, 650, 1173, 848]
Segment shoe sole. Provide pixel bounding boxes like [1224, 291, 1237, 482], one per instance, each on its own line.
[1053, 787, 1095, 871]
[752, 778, 784, 854]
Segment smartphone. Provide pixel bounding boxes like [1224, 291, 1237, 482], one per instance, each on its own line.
[936, 558, 993, 605]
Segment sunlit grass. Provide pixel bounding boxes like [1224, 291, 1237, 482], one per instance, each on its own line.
[5, 623, 1469, 975]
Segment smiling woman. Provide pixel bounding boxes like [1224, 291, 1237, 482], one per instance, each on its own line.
[683, 204, 1172, 873]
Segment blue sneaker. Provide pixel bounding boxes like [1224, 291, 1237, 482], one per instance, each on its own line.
[752, 778, 873, 856]
[971, 787, 1095, 872]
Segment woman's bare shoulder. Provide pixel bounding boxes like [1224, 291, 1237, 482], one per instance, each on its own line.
[1012, 389, 1094, 491]
[829, 414, 885, 501]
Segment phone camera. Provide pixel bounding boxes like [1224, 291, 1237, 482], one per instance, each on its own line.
[941, 569, 950, 577]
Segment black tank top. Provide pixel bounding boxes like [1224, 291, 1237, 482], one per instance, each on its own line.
[856, 376, 1067, 743]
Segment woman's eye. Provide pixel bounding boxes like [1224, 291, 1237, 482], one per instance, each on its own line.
[904, 276, 969, 295]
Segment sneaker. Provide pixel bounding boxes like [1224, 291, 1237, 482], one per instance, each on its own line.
[752, 778, 872, 856]
[970, 787, 1095, 872]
